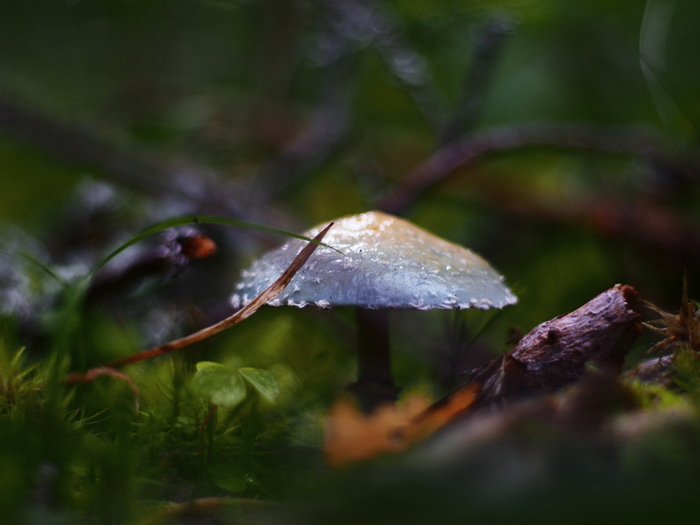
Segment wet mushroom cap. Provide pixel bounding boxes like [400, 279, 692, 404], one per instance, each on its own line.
[231, 211, 517, 311]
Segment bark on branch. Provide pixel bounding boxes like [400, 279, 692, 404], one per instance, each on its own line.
[463, 284, 642, 406]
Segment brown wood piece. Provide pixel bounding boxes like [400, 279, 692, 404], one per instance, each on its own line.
[464, 284, 642, 406]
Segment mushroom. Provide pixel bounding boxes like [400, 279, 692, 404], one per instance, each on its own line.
[231, 211, 517, 410]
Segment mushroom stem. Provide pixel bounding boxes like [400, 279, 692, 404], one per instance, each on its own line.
[356, 308, 393, 384]
[350, 308, 399, 411]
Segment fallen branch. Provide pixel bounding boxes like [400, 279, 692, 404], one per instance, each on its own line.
[463, 284, 642, 405]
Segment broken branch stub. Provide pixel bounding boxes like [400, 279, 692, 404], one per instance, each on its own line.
[464, 284, 642, 405]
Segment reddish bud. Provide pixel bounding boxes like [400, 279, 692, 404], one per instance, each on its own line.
[181, 235, 217, 259]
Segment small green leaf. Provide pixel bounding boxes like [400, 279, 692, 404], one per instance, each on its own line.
[191, 362, 247, 408]
[208, 463, 254, 493]
[239, 368, 280, 403]
[208, 471, 248, 493]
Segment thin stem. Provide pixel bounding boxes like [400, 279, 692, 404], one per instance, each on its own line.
[356, 308, 393, 386]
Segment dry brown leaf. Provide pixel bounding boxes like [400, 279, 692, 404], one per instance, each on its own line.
[412, 385, 481, 440]
[324, 384, 479, 467]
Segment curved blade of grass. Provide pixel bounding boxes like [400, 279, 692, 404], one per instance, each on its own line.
[0, 249, 68, 287]
[640, 0, 700, 139]
[65, 222, 334, 379]
[91, 215, 343, 276]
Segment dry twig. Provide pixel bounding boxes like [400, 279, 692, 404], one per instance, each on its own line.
[65, 222, 333, 383]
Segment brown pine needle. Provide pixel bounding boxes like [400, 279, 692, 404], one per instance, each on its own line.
[64, 366, 140, 411]
[66, 222, 334, 384]
[642, 273, 700, 360]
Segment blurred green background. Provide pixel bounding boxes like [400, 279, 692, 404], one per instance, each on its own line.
[1, 0, 699, 523]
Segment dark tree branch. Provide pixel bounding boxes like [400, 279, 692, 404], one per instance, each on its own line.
[478, 184, 700, 258]
[0, 98, 175, 198]
[377, 123, 690, 215]
[0, 97, 285, 227]
[318, 0, 447, 131]
[368, 4, 446, 130]
[247, 0, 451, 203]
[247, 48, 355, 203]
[440, 15, 515, 144]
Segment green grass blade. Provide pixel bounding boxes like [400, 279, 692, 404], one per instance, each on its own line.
[0, 249, 68, 287]
[91, 215, 342, 276]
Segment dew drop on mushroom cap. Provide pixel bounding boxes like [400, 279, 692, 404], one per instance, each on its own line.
[231, 211, 517, 411]
[231, 211, 517, 311]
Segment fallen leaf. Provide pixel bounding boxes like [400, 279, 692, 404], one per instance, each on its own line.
[324, 384, 479, 467]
